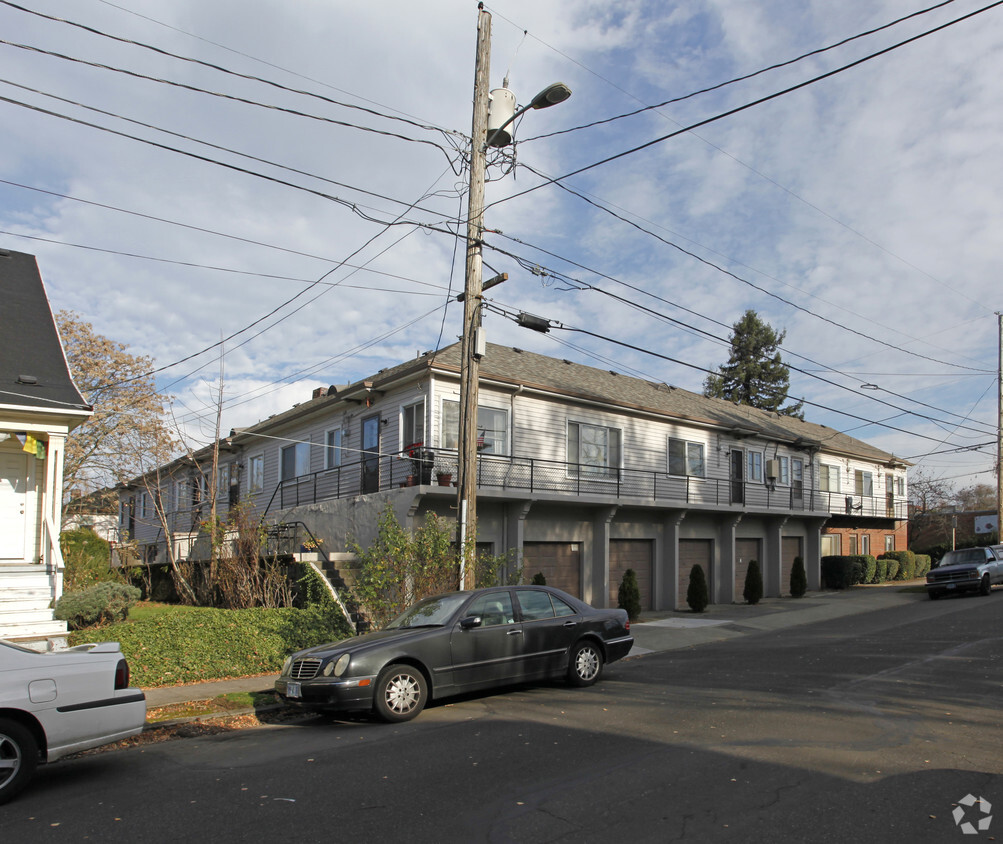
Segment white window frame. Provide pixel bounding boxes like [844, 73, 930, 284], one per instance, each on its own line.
[325, 429, 344, 469]
[217, 463, 230, 494]
[281, 442, 310, 481]
[567, 420, 621, 479]
[248, 454, 264, 493]
[747, 451, 763, 484]
[884, 535, 895, 552]
[441, 400, 509, 455]
[861, 534, 870, 556]
[667, 437, 705, 478]
[855, 470, 874, 497]
[777, 456, 790, 485]
[401, 400, 425, 451]
[819, 463, 840, 492]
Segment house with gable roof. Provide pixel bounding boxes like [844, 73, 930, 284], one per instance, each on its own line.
[118, 342, 909, 611]
[0, 250, 92, 644]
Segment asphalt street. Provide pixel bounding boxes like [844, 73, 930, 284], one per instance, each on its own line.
[4, 588, 1001, 843]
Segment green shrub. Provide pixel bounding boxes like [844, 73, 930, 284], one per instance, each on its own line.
[743, 559, 763, 605]
[885, 556, 900, 580]
[914, 554, 932, 578]
[880, 550, 917, 580]
[859, 555, 877, 585]
[60, 528, 122, 591]
[821, 556, 870, 590]
[531, 571, 547, 586]
[687, 564, 709, 613]
[873, 556, 889, 583]
[55, 582, 142, 630]
[617, 568, 642, 621]
[790, 556, 807, 598]
[68, 605, 352, 687]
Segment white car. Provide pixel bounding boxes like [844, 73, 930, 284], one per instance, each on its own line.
[0, 639, 147, 803]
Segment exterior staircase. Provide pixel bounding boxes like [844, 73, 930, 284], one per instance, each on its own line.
[0, 564, 69, 647]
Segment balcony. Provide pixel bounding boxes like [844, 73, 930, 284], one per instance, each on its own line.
[259, 449, 906, 519]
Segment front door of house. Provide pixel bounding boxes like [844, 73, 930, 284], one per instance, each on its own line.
[730, 450, 744, 505]
[361, 415, 380, 494]
[0, 451, 29, 559]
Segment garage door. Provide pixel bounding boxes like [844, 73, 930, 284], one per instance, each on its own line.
[609, 539, 652, 610]
[735, 538, 761, 599]
[523, 542, 581, 598]
[782, 536, 803, 596]
[678, 538, 713, 610]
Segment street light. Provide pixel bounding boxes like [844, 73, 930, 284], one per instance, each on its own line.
[457, 8, 571, 589]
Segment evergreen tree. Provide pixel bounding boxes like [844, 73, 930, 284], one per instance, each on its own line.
[790, 556, 807, 597]
[703, 310, 804, 419]
[743, 559, 763, 605]
[617, 568, 642, 621]
[687, 564, 709, 613]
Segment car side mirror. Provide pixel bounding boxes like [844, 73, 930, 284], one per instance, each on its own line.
[459, 615, 482, 630]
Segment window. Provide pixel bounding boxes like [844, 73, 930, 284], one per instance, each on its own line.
[884, 535, 895, 552]
[848, 534, 858, 555]
[441, 401, 508, 454]
[325, 429, 343, 469]
[861, 534, 870, 555]
[894, 476, 905, 496]
[217, 463, 230, 494]
[855, 470, 874, 497]
[248, 455, 263, 493]
[139, 491, 149, 519]
[668, 438, 705, 477]
[778, 456, 790, 485]
[515, 589, 576, 620]
[567, 421, 621, 477]
[281, 442, 310, 481]
[465, 592, 515, 626]
[819, 464, 840, 492]
[747, 451, 763, 483]
[792, 458, 803, 494]
[401, 400, 425, 450]
[821, 534, 841, 556]
[173, 479, 188, 511]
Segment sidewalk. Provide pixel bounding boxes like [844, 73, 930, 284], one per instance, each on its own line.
[141, 584, 927, 712]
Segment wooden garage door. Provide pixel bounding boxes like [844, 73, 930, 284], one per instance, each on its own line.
[782, 536, 803, 596]
[523, 542, 581, 599]
[609, 539, 652, 610]
[735, 538, 761, 599]
[678, 539, 713, 610]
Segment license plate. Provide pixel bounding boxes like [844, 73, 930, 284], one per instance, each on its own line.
[287, 681, 301, 698]
[947, 583, 956, 590]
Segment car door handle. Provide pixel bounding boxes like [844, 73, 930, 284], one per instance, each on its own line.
[563, 621, 577, 627]
[507, 629, 523, 636]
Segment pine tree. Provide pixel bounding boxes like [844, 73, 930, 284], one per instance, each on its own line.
[617, 568, 642, 621]
[687, 564, 709, 613]
[703, 310, 804, 419]
[790, 556, 807, 598]
[743, 559, 763, 605]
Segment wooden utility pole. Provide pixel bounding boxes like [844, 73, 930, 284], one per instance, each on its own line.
[457, 6, 491, 589]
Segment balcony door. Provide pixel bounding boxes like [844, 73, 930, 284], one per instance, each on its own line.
[730, 450, 744, 505]
[361, 414, 380, 494]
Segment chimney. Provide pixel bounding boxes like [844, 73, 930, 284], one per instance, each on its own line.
[312, 386, 329, 400]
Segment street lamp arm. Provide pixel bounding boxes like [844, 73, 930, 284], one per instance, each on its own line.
[485, 82, 571, 149]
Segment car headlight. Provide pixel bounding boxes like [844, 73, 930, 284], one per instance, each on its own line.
[281, 657, 292, 676]
[322, 653, 351, 677]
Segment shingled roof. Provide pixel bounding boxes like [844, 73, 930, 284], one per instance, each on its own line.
[351, 342, 904, 466]
[0, 250, 90, 415]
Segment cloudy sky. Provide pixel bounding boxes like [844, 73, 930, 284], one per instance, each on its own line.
[2, 0, 1001, 492]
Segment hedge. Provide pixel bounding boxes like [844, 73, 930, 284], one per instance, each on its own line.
[55, 582, 142, 630]
[67, 605, 354, 687]
[821, 555, 876, 590]
[879, 550, 917, 580]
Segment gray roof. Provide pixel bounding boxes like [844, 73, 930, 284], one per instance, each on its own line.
[357, 342, 905, 466]
[0, 250, 90, 415]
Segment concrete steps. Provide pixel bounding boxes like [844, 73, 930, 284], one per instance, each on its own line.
[0, 563, 68, 643]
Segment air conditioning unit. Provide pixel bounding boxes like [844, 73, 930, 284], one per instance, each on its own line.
[766, 459, 780, 481]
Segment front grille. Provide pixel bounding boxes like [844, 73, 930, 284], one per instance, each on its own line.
[289, 658, 322, 680]
[929, 570, 978, 584]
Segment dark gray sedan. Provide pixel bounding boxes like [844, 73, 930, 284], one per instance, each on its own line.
[275, 586, 634, 722]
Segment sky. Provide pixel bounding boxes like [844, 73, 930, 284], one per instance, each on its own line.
[2, 0, 1001, 495]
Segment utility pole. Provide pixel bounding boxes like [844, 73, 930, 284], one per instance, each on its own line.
[997, 312, 1002, 544]
[457, 5, 491, 589]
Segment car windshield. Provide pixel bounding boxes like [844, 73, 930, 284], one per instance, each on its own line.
[385, 594, 469, 629]
[940, 549, 987, 566]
